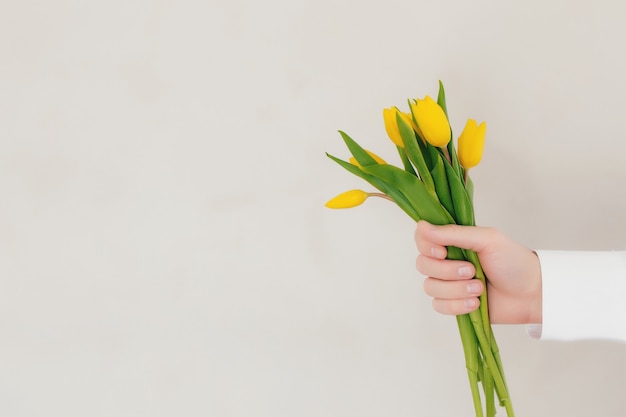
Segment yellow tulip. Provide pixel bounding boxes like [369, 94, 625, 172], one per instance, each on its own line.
[412, 96, 451, 147]
[349, 150, 387, 167]
[324, 189, 369, 209]
[383, 107, 414, 148]
[457, 119, 486, 169]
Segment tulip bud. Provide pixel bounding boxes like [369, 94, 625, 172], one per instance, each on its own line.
[383, 107, 414, 148]
[412, 96, 451, 147]
[349, 150, 387, 167]
[324, 189, 369, 209]
[457, 119, 486, 169]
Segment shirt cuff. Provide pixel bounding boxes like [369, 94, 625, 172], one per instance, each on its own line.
[533, 250, 626, 343]
[526, 323, 542, 339]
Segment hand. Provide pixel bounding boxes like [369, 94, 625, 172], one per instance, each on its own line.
[415, 221, 542, 324]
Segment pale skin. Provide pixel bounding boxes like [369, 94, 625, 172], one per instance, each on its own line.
[414, 220, 543, 325]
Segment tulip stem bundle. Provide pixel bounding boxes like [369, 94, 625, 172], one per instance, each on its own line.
[325, 81, 514, 417]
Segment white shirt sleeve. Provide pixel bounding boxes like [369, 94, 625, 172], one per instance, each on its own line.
[528, 250, 626, 343]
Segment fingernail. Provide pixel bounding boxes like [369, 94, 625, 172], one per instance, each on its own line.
[430, 247, 445, 258]
[464, 298, 477, 309]
[467, 281, 482, 294]
[458, 266, 473, 277]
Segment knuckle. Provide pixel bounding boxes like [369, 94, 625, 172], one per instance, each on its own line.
[484, 226, 501, 242]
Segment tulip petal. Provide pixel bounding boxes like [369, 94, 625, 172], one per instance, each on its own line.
[383, 107, 405, 147]
[414, 96, 451, 148]
[324, 189, 368, 209]
[458, 120, 486, 169]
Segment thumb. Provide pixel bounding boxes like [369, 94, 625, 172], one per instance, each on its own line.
[416, 220, 496, 253]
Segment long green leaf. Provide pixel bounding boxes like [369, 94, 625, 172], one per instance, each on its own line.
[443, 157, 475, 226]
[430, 153, 455, 218]
[426, 142, 441, 172]
[361, 164, 453, 225]
[466, 175, 475, 202]
[437, 80, 448, 117]
[407, 99, 433, 171]
[397, 146, 417, 176]
[396, 112, 435, 194]
[448, 139, 464, 177]
[437, 81, 463, 177]
[338, 131, 377, 167]
[326, 153, 421, 221]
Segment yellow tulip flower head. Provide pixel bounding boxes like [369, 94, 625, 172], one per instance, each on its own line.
[383, 107, 413, 148]
[324, 189, 369, 209]
[413, 96, 451, 147]
[457, 119, 486, 169]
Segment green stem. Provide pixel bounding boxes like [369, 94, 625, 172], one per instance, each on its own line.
[448, 247, 515, 416]
[469, 310, 515, 416]
[483, 357, 496, 417]
[467, 250, 511, 399]
[490, 332, 509, 406]
[457, 314, 483, 417]
[468, 369, 484, 417]
[463, 249, 491, 343]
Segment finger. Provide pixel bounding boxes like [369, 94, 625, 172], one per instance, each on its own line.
[431, 297, 481, 316]
[414, 221, 448, 259]
[423, 276, 484, 299]
[416, 220, 499, 253]
[416, 255, 476, 280]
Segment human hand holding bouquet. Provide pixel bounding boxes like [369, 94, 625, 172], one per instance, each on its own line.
[325, 82, 514, 417]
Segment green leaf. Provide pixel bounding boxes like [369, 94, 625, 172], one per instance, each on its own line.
[338, 131, 377, 167]
[466, 175, 475, 202]
[326, 152, 421, 221]
[430, 153, 455, 218]
[396, 112, 435, 194]
[437, 81, 463, 176]
[437, 80, 448, 117]
[396, 146, 417, 177]
[443, 158, 475, 225]
[407, 99, 433, 170]
[448, 139, 464, 177]
[426, 142, 441, 172]
[361, 164, 454, 225]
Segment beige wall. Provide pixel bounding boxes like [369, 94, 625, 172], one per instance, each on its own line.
[1, 1, 625, 416]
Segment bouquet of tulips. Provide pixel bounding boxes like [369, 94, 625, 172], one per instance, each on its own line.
[325, 81, 514, 417]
